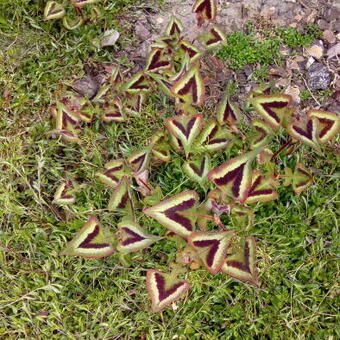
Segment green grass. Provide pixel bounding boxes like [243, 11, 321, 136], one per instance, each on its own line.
[1, 1, 339, 339]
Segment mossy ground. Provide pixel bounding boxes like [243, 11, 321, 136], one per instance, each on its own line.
[0, 1, 339, 339]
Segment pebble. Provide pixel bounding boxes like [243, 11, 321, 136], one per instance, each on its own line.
[323, 30, 336, 44]
[305, 45, 323, 59]
[306, 63, 331, 91]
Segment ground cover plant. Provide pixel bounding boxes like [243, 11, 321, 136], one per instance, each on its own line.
[1, 0, 339, 338]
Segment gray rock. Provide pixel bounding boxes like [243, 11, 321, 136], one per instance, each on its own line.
[73, 75, 99, 98]
[306, 63, 331, 91]
[135, 22, 151, 40]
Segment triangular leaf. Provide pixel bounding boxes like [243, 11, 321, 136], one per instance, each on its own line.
[127, 148, 151, 174]
[55, 101, 80, 132]
[244, 170, 278, 204]
[292, 162, 313, 195]
[250, 94, 292, 129]
[166, 114, 204, 157]
[44, 1, 65, 21]
[287, 118, 319, 149]
[146, 269, 190, 312]
[309, 109, 340, 144]
[222, 236, 259, 286]
[192, 0, 217, 22]
[71, 0, 99, 8]
[164, 16, 183, 36]
[208, 148, 261, 203]
[96, 159, 128, 189]
[250, 119, 273, 149]
[145, 48, 172, 73]
[171, 65, 205, 105]
[189, 230, 235, 274]
[124, 72, 151, 94]
[117, 220, 161, 254]
[143, 190, 199, 239]
[199, 25, 226, 49]
[178, 40, 202, 63]
[101, 98, 125, 123]
[216, 94, 241, 127]
[62, 16, 83, 30]
[124, 93, 145, 117]
[108, 176, 133, 215]
[183, 154, 211, 184]
[60, 216, 114, 258]
[195, 119, 233, 153]
[53, 180, 76, 205]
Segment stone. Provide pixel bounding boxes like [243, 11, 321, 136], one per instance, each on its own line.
[317, 19, 329, 30]
[323, 30, 336, 44]
[135, 22, 151, 41]
[285, 85, 300, 104]
[327, 42, 340, 59]
[73, 75, 99, 99]
[305, 44, 323, 59]
[306, 63, 331, 91]
[101, 29, 120, 47]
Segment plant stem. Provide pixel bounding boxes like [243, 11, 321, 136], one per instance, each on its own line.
[271, 138, 293, 161]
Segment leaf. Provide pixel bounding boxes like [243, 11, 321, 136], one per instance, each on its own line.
[292, 162, 313, 195]
[208, 148, 261, 203]
[183, 154, 211, 184]
[188, 230, 235, 274]
[124, 93, 145, 117]
[244, 170, 278, 204]
[150, 131, 171, 162]
[199, 25, 226, 49]
[164, 16, 183, 36]
[96, 159, 128, 189]
[195, 120, 233, 153]
[62, 16, 84, 30]
[250, 94, 292, 129]
[308, 109, 340, 144]
[101, 98, 126, 123]
[165, 114, 204, 157]
[222, 236, 259, 286]
[192, 0, 217, 22]
[43, 1, 65, 21]
[108, 176, 133, 215]
[146, 269, 190, 312]
[143, 190, 199, 239]
[250, 120, 273, 149]
[124, 72, 151, 94]
[287, 118, 319, 149]
[178, 40, 202, 63]
[53, 180, 75, 205]
[60, 216, 114, 258]
[117, 220, 161, 254]
[127, 148, 151, 174]
[145, 48, 172, 73]
[71, 0, 99, 8]
[55, 101, 80, 133]
[216, 94, 241, 127]
[171, 65, 205, 105]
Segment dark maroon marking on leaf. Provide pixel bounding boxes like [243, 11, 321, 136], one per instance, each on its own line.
[192, 239, 219, 267]
[297, 168, 311, 177]
[214, 164, 245, 198]
[130, 75, 149, 90]
[147, 50, 171, 71]
[104, 165, 123, 182]
[180, 43, 198, 58]
[62, 113, 78, 128]
[254, 126, 267, 144]
[117, 192, 129, 209]
[172, 117, 196, 139]
[250, 188, 274, 196]
[189, 157, 206, 176]
[227, 241, 251, 273]
[318, 118, 333, 138]
[292, 120, 313, 139]
[170, 22, 181, 35]
[61, 130, 75, 136]
[131, 153, 146, 172]
[208, 138, 227, 145]
[164, 198, 196, 231]
[207, 28, 222, 45]
[155, 273, 186, 301]
[177, 77, 198, 103]
[121, 227, 145, 246]
[104, 112, 121, 118]
[295, 180, 310, 188]
[261, 101, 288, 124]
[223, 101, 237, 122]
[49, 5, 62, 15]
[195, 0, 212, 19]
[207, 125, 218, 140]
[79, 225, 110, 249]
